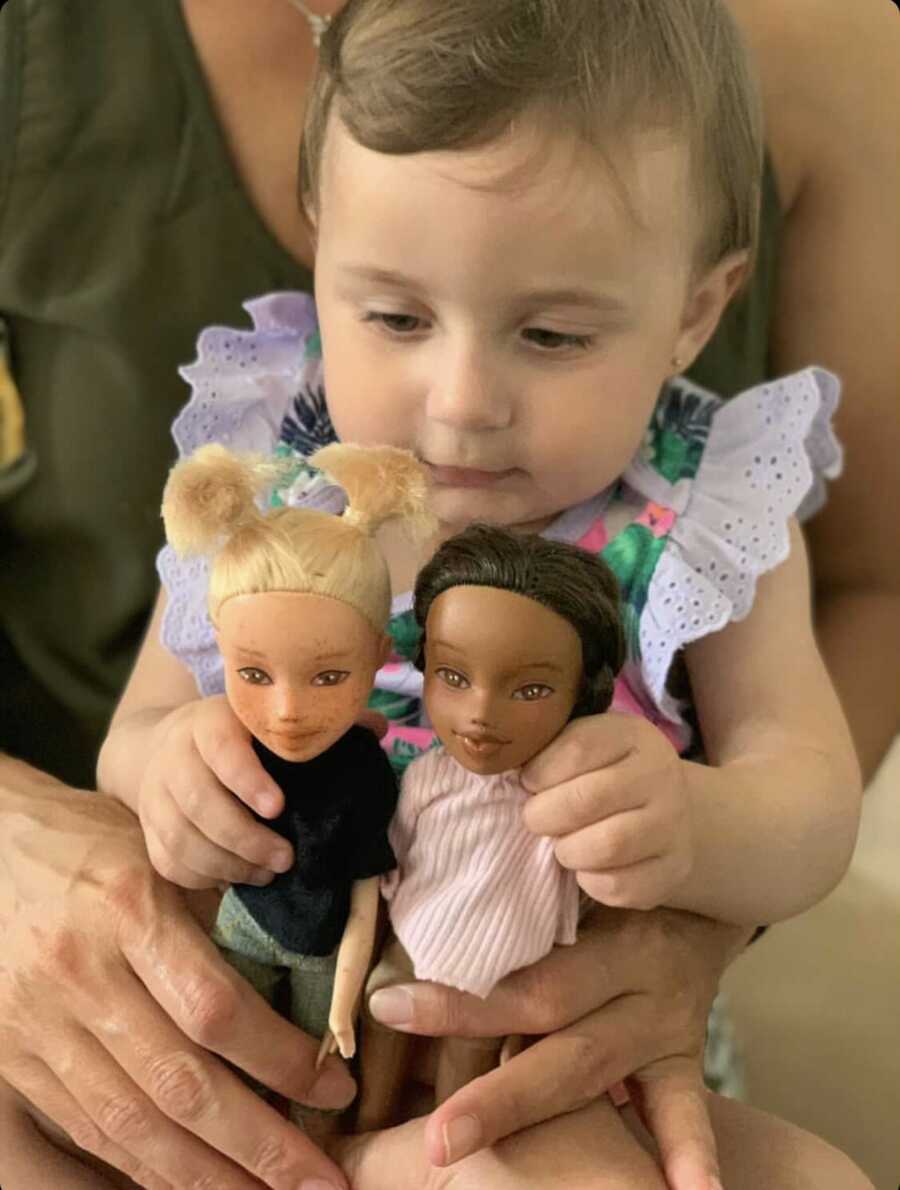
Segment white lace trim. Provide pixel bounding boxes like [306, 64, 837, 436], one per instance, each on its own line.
[159, 292, 319, 693]
[632, 367, 841, 727]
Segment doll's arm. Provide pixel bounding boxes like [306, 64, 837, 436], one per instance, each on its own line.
[320, 876, 381, 1063]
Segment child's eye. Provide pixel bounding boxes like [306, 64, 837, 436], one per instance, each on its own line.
[312, 670, 350, 687]
[514, 682, 553, 701]
[237, 667, 272, 686]
[435, 666, 469, 689]
[362, 311, 428, 336]
[522, 328, 593, 352]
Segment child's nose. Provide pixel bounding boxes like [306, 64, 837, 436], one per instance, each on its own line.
[426, 344, 511, 431]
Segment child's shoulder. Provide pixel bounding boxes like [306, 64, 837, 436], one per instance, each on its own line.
[601, 367, 842, 741]
[171, 291, 329, 464]
[631, 367, 841, 515]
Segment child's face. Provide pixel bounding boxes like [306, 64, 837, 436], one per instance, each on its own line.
[422, 584, 583, 775]
[217, 591, 388, 762]
[314, 117, 703, 533]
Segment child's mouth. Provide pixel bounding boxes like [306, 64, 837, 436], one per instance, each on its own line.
[426, 464, 517, 488]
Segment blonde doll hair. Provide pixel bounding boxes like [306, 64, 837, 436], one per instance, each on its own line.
[161, 442, 434, 631]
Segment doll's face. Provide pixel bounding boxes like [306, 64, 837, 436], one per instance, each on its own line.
[217, 591, 389, 762]
[422, 585, 583, 775]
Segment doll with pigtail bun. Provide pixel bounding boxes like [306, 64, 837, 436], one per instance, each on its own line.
[160, 441, 433, 1119]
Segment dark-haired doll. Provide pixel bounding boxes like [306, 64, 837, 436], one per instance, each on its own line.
[360, 523, 624, 1121]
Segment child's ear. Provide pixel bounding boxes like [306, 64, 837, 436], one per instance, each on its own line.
[673, 250, 749, 370]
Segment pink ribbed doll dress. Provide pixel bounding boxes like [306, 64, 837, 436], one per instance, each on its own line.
[382, 743, 579, 998]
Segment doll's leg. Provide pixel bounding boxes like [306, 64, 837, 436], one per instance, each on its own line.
[211, 887, 284, 1004]
[285, 950, 345, 1136]
[210, 888, 286, 1101]
[355, 934, 418, 1131]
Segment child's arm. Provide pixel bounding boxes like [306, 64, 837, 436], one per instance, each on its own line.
[97, 587, 290, 889]
[320, 875, 381, 1062]
[523, 521, 862, 925]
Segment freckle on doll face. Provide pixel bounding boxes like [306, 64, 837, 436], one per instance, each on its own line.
[421, 585, 583, 775]
[217, 591, 386, 762]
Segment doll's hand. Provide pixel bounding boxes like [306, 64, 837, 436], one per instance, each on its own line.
[522, 712, 694, 910]
[322, 1014, 357, 1062]
[136, 695, 293, 890]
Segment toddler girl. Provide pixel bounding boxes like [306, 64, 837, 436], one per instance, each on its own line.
[100, 0, 863, 1184]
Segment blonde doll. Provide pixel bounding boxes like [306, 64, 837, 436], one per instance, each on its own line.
[160, 441, 432, 1084]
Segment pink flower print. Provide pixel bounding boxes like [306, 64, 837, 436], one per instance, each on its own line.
[636, 501, 676, 539]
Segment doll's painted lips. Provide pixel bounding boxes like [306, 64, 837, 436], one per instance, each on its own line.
[455, 731, 510, 758]
[426, 464, 518, 488]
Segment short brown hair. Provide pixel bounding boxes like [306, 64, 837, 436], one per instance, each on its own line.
[300, 0, 763, 271]
[413, 523, 625, 719]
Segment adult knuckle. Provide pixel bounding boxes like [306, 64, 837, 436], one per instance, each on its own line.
[34, 924, 89, 983]
[514, 967, 569, 1032]
[147, 1051, 214, 1122]
[65, 1114, 108, 1157]
[431, 989, 467, 1035]
[249, 1132, 302, 1184]
[95, 1091, 154, 1146]
[184, 1174, 234, 1190]
[560, 1032, 608, 1101]
[178, 973, 240, 1047]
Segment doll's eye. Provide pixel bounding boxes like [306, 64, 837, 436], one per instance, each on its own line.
[237, 667, 272, 686]
[514, 682, 553, 701]
[312, 670, 350, 687]
[435, 666, 469, 689]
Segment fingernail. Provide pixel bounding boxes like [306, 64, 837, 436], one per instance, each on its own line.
[368, 986, 414, 1027]
[250, 868, 274, 886]
[306, 1065, 357, 1110]
[442, 1114, 482, 1164]
[271, 850, 293, 873]
[258, 792, 281, 816]
[299, 1180, 342, 1190]
[708, 1180, 725, 1190]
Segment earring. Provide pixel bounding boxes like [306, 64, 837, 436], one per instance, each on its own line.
[671, 354, 685, 371]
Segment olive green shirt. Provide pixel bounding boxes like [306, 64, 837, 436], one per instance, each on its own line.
[0, 0, 779, 786]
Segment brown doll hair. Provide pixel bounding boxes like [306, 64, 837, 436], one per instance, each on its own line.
[413, 523, 625, 718]
[162, 442, 434, 631]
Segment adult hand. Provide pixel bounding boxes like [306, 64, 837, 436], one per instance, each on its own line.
[333, 1098, 670, 1189]
[0, 759, 355, 1190]
[366, 904, 751, 1190]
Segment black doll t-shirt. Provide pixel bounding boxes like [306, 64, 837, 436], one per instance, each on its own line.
[232, 725, 398, 955]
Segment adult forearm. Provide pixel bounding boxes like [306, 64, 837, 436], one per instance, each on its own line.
[669, 747, 862, 924]
[814, 587, 900, 784]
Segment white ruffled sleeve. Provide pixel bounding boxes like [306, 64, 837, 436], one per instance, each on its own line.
[626, 367, 841, 727]
[157, 292, 323, 696]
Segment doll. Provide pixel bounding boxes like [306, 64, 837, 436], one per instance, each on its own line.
[160, 440, 434, 1114]
[358, 522, 625, 1124]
